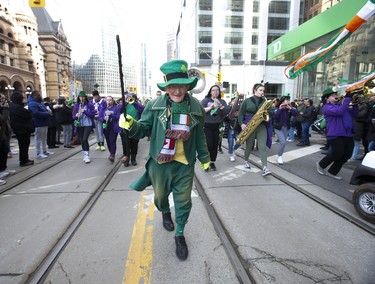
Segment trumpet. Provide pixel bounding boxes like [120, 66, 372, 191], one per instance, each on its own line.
[344, 74, 375, 104]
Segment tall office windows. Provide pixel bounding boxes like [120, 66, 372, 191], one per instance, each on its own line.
[253, 0, 259, 13]
[199, 15, 212, 27]
[225, 16, 243, 28]
[198, 47, 212, 59]
[224, 48, 243, 60]
[224, 32, 243, 44]
[198, 31, 212, 43]
[268, 18, 289, 30]
[199, 0, 212, 11]
[227, 0, 244, 12]
[269, 1, 290, 14]
[251, 48, 258, 60]
[252, 17, 259, 29]
[252, 35, 258, 45]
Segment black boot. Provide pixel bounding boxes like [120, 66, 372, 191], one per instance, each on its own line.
[162, 212, 174, 232]
[175, 236, 188, 261]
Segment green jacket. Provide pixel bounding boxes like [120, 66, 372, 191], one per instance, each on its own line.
[128, 93, 210, 191]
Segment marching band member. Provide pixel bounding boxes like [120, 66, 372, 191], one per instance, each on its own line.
[238, 83, 274, 176]
[316, 88, 358, 179]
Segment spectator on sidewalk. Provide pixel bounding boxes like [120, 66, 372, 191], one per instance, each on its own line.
[28, 90, 52, 159]
[9, 91, 34, 167]
[54, 96, 74, 148]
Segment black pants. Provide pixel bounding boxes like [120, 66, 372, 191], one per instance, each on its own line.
[77, 126, 92, 151]
[47, 127, 57, 147]
[0, 139, 9, 171]
[204, 123, 220, 162]
[319, 136, 354, 175]
[15, 133, 31, 164]
[120, 130, 139, 161]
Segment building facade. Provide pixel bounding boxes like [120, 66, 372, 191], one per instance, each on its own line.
[268, 0, 374, 103]
[176, 0, 303, 101]
[0, 0, 71, 100]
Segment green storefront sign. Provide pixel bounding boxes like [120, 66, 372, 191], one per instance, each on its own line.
[268, 0, 368, 60]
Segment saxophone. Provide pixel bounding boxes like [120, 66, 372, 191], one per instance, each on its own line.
[237, 97, 275, 144]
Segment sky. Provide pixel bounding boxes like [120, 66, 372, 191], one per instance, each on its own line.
[45, 0, 180, 65]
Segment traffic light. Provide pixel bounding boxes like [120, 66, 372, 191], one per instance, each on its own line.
[217, 72, 222, 82]
[29, 0, 45, 7]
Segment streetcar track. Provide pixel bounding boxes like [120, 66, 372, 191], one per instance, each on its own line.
[26, 150, 123, 284]
[225, 146, 375, 236]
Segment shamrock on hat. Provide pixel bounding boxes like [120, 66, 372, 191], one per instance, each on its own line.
[157, 60, 198, 91]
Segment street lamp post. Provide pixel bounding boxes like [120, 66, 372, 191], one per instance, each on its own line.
[5, 85, 14, 101]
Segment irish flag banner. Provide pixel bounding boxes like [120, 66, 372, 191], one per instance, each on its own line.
[285, 0, 375, 79]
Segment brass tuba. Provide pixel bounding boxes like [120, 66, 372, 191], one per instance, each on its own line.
[237, 97, 275, 144]
[188, 67, 206, 94]
[345, 75, 375, 104]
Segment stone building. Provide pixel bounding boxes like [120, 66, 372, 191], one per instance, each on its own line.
[0, 1, 71, 100]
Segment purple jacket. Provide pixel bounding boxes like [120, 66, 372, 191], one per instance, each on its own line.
[323, 97, 359, 139]
[72, 101, 96, 128]
[98, 103, 121, 133]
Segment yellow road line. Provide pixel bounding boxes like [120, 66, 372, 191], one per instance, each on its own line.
[123, 192, 155, 284]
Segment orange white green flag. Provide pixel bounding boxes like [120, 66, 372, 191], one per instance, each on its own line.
[285, 0, 375, 79]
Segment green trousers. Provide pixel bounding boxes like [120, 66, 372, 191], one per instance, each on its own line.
[147, 158, 194, 226]
[244, 123, 268, 167]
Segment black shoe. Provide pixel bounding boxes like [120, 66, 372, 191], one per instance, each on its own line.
[218, 149, 223, 154]
[175, 236, 188, 261]
[320, 145, 328, 150]
[20, 160, 34, 167]
[49, 145, 59, 149]
[131, 160, 137, 166]
[56, 142, 63, 145]
[210, 162, 216, 171]
[162, 212, 174, 232]
[64, 145, 74, 148]
[296, 142, 307, 146]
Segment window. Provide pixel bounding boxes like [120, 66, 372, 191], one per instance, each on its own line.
[224, 48, 243, 60]
[252, 35, 258, 45]
[199, 15, 212, 27]
[253, 0, 259, 13]
[24, 26, 28, 35]
[268, 18, 289, 30]
[10, 58, 14, 66]
[199, 0, 212, 11]
[227, 0, 244, 12]
[251, 48, 258, 60]
[198, 31, 212, 43]
[7, 32, 12, 38]
[269, 1, 289, 14]
[267, 33, 283, 45]
[28, 61, 33, 71]
[224, 32, 243, 44]
[0, 40, 4, 49]
[8, 43, 14, 53]
[0, 28, 3, 34]
[225, 16, 243, 28]
[0, 55, 4, 64]
[198, 48, 212, 59]
[252, 17, 259, 29]
[26, 44, 32, 54]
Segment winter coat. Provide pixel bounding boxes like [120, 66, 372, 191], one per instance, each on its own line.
[9, 92, 35, 135]
[28, 96, 51, 127]
[323, 97, 359, 139]
[55, 104, 73, 125]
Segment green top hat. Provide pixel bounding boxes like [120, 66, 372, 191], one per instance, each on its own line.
[157, 60, 198, 91]
[322, 87, 338, 99]
[78, 90, 87, 97]
[280, 92, 290, 103]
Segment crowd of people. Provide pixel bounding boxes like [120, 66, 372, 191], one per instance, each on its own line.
[2, 58, 375, 261]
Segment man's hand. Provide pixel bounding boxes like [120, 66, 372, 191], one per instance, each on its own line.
[119, 114, 134, 130]
[200, 162, 210, 171]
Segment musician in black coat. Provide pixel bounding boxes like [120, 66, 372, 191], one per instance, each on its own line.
[9, 91, 35, 166]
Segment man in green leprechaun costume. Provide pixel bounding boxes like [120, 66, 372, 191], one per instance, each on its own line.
[120, 59, 210, 261]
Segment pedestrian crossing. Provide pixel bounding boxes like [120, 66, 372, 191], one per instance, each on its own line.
[268, 144, 322, 164]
